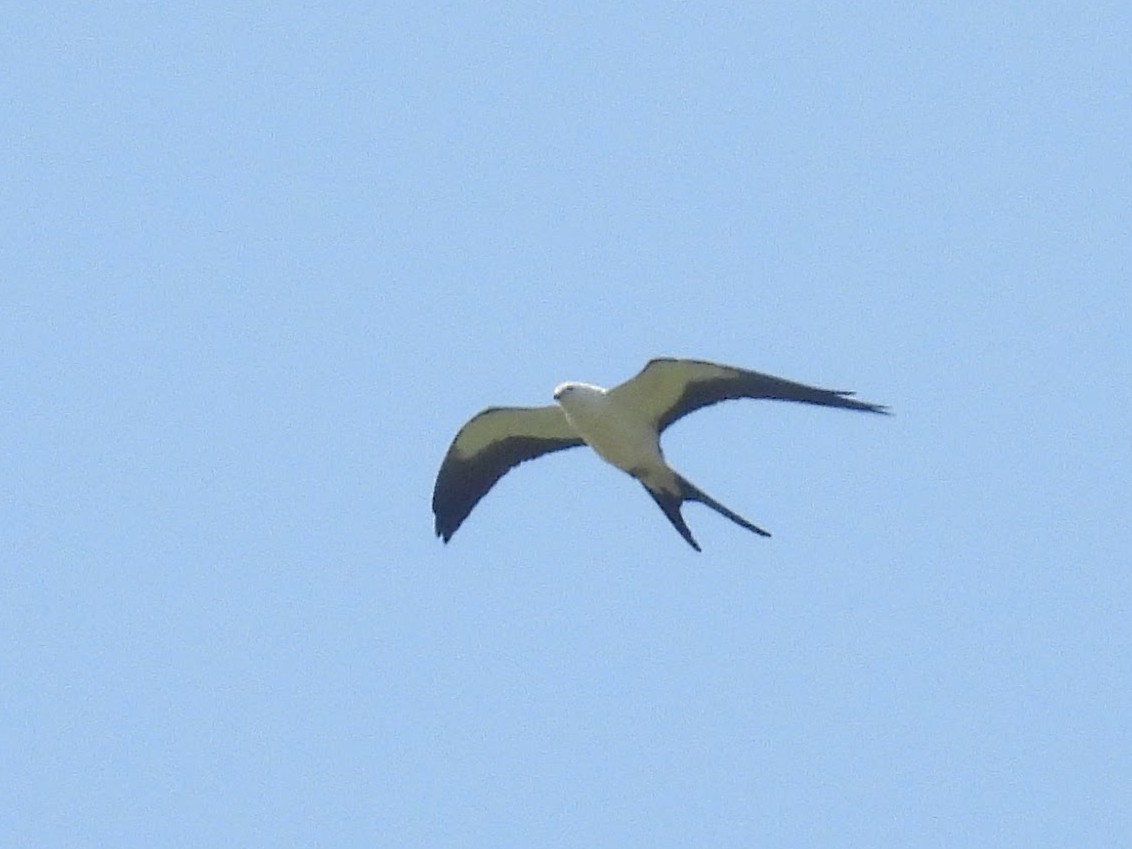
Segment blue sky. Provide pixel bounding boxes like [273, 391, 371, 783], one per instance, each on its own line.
[4, 2, 1130, 846]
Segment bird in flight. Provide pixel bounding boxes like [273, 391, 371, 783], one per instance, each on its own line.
[432, 358, 888, 551]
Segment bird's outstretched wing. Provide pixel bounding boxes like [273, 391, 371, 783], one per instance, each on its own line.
[432, 405, 584, 542]
[610, 358, 889, 433]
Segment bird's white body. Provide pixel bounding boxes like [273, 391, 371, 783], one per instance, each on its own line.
[553, 382, 673, 490]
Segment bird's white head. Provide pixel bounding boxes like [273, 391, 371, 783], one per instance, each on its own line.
[553, 381, 606, 406]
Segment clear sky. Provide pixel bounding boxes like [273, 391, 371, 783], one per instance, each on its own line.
[4, 3, 1130, 847]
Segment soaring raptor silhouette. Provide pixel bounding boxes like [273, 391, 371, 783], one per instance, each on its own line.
[432, 358, 888, 550]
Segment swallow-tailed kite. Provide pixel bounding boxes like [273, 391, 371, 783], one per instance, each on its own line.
[432, 357, 888, 551]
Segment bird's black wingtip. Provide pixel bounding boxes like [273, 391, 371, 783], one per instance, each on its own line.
[831, 389, 891, 416]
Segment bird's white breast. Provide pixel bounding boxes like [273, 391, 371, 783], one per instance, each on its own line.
[555, 384, 663, 475]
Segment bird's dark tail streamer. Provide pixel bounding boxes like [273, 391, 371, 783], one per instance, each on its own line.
[644, 474, 771, 551]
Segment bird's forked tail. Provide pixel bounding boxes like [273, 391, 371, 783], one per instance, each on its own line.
[642, 473, 771, 552]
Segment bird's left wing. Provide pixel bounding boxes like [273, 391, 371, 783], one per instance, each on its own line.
[610, 358, 889, 433]
[432, 405, 584, 542]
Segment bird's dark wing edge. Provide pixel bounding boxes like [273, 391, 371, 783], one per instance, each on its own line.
[432, 407, 584, 542]
[624, 358, 890, 433]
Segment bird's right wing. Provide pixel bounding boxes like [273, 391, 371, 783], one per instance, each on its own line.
[432, 405, 584, 542]
[611, 358, 889, 433]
